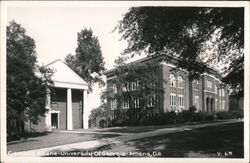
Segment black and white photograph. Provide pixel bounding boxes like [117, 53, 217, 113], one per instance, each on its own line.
[0, 1, 249, 163]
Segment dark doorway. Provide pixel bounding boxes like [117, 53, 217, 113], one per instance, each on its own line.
[51, 113, 58, 129]
[210, 98, 214, 112]
[206, 97, 210, 111]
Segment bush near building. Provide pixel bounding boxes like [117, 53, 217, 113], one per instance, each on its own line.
[110, 106, 243, 127]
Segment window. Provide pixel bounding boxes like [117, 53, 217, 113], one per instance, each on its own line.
[131, 82, 136, 90]
[193, 80, 199, 90]
[178, 76, 184, 88]
[130, 80, 140, 91]
[147, 94, 156, 107]
[122, 100, 129, 109]
[170, 92, 176, 110]
[122, 83, 127, 92]
[134, 97, 140, 108]
[194, 95, 199, 108]
[111, 84, 117, 93]
[132, 96, 140, 108]
[222, 100, 225, 110]
[215, 85, 217, 94]
[178, 94, 184, 109]
[222, 89, 225, 97]
[215, 98, 217, 109]
[111, 99, 117, 110]
[207, 80, 212, 89]
[177, 76, 184, 109]
[170, 74, 176, 87]
[219, 89, 225, 97]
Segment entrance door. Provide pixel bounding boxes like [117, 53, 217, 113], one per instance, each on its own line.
[51, 113, 58, 129]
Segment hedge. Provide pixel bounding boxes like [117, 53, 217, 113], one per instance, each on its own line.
[110, 107, 243, 127]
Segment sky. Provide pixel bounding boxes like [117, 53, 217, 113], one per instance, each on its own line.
[7, 6, 135, 115]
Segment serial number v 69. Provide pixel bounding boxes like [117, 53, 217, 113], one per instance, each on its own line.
[217, 151, 233, 156]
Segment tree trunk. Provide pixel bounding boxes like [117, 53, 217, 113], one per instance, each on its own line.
[20, 121, 25, 137]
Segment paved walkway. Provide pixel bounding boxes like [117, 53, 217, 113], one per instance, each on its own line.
[8, 120, 242, 156]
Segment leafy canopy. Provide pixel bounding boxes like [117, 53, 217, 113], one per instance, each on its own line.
[7, 21, 54, 136]
[65, 28, 105, 92]
[116, 7, 244, 97]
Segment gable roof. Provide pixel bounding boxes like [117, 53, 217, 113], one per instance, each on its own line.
[46, 59, 88, 90]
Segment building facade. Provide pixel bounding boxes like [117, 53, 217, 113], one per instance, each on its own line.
[104, 54, 229, 120]
[26, 59, 89, 132]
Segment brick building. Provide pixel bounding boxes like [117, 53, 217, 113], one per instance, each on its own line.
[104, 54, 229, 120]
[26, 59, 89, 131]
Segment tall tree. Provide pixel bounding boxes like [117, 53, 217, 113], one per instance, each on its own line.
[102, 56, 164, 125]
[116, 7, 244, 97]
[7, 21, 54, 139]
[65, 28, 105, 92]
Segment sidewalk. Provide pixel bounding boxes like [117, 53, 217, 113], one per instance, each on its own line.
[8, 120, 242, 156]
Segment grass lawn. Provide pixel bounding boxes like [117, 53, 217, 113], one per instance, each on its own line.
[90, 120, 228, 134]
[7, 132, 120, 152]
[123, 122, 243, 158]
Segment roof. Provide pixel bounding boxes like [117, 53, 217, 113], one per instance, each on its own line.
[104, 54, 221, 77]
[46, 59, 88, 90]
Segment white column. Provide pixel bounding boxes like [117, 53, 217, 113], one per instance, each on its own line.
[45, 89, 51, 131]
[83, 90, 88, 129]
[67, 88, 73, 130]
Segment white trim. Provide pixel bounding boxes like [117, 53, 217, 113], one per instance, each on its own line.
[67, 88, 73, 130]
[160, 61, 176, 68]
[107, 75, 117, 80]
[51, 110, 60, 113]
[54, 80, 88, 90]
[201, 73, 220, 82]
[46, 59, 88, 85]
[83, 90, 88, 129]
[45, 90, 51, 131]
[203, 90, 215, 94]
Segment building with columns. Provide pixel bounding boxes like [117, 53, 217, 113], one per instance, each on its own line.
[27, 59, 89, 131]
[104, 54, 229, 120]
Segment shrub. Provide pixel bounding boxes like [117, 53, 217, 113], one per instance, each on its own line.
[216, 110, 244, 120]
[177, 106, 198, 122]
[216, 111, 231, 120]
[192, 111, 207, 122]
[110, 107, 243, 127]
[230, 110, 244, 119]
[204, 113, 216, 121]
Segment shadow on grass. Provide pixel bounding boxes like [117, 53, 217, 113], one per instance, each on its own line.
[93, 120, 228, 134]
[77, 133, 121, 139]
[123, 122, 244, 158]
[7, 132, 121, 153]
[7, 131, 51, 144]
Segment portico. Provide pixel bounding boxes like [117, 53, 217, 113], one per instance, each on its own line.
[45, 59, 89, 131]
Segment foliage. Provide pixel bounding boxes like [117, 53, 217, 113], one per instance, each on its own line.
[116, 7, 244, 97]
[110, 106, 243, 127]
[7, 21, 54, 139]
[103, 55, 164, 120]
[88, 102, 108, 127]
[216, 110, 243, 120]
[65, 28, 105, 92]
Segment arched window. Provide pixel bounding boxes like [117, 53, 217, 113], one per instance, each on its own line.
[178, 75, 184, 109]
[178, 76, 184, 88]
[169, 74, 176, 87]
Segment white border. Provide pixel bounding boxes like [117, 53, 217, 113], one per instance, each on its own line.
[1, 1, 249, 163]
